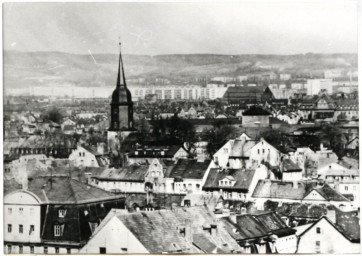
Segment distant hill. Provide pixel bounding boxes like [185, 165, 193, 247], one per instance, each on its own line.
[3, 51, 358, 88]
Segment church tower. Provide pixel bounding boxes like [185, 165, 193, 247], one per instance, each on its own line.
[109, 42, 134, 131]
[107, 42, 134, 155]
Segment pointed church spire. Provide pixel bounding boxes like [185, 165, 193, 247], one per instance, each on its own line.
[116, 40, 127, 87]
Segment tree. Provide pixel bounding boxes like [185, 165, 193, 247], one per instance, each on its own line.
[137, 118, 151, 143]
[320, 123, 345, 160]
[260, 129, 293, 153]
[44, 107, 63, 123]
[166, 116, 198, 155]
[206, 125, 238, 157]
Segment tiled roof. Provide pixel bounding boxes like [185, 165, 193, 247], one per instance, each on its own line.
[204, 168, 256, 192]
[192, 233, 218, 253]
[235, 212, 294, 239]
[116, 210, 194, 253]
[166, 159, 211, 180]
[17, 134, 77, 149]
[252, 180, 348, 202]
[282, 159, 302, 172]
[26, 176, 120, 204]
[97, 165, 149, 182]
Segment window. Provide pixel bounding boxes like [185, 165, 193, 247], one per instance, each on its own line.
[345, 186, 348, 191]
[315, 241, 320, 253]
[30, 225, 35, 235]
[19, 208, 23, 214]
[223, 148, 228, 154]
[8, 208, 12, 214]
[121, 248, 128, 252]
[55, 247, 59, 254]
[54, 225, 62, 236]
[79, 152, 82, 157]
[258, 149, 260, 154]
[316, 227, 321, 234]
[7, 245, 11, 254]
[19, 225, 23, 234]
[99, 247, 106, 254]
[44, 247, 48, 254]
[8, 224, 12, 233]
[59, 209, 67, 218]
[30, 246, 34, 254]
[19, 245, 23, 254]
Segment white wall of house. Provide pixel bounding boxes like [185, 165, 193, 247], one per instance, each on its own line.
[4, 191, 42, 244]
[275, 234, 298, 254]
[69, 146, 99, 167]
[249, 139, 281, 168]
[80, 216, 149, 254]
[5, 244, 79, 254]
[213, 141, 233, 168]
[283, 171, 303, 181]
[297, 218, 360, 254]
[94, 180, 145, 193]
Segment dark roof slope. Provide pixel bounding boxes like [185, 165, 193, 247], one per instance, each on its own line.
[96, 165, 149, 182]
[26, 176, 119, 204]
[166, 159, 211, 179]
[204, 168, 256, 192]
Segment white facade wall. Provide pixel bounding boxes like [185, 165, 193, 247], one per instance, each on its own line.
[306, 79, 333, 95]
[275, 234, 298, 253]
[249, 139, 281, 168]
[297, 218, 360, 254]
[80, 217, 149, 254]
[4, 191, 42, 244]
[69, 146, 99, 167]
[213, 141, 233, 168]
[96, 180, 145, 193]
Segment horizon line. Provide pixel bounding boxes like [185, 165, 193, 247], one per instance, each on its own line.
[4, 49, 358, 57]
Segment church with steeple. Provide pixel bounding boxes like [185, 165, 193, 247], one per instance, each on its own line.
[109, 42, 134, 131]
[107, 42, 135, 154]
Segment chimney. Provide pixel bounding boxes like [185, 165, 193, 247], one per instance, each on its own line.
[97, 143, 105, 155]
[210, 220, 218, 237]
[184, 218, 193, 243]
[326, 210, 336, 224]
[229, 213, 237, 224]
[22, 175, 28, 190]
[292, 181, 298, 189]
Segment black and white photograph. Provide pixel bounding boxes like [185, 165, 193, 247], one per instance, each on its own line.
[2, 0, 360, 254]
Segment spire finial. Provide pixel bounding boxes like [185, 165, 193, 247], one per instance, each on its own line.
[116, 38, 126, 87]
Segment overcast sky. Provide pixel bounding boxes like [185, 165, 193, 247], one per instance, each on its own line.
[3, 1, 359, 55]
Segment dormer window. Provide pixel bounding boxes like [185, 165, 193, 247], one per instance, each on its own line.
[59, 209, 67, 218]
[54, 224, 64, 237]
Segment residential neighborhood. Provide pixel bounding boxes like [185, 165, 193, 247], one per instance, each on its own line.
[2, 2, 360, 255]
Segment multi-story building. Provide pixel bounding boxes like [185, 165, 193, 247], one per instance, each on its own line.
[306, 79, 333, 95]
[4, 176, 125, 254]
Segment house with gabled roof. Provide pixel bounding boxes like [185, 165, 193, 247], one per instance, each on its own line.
[164, 159, 215, 194]
[252, 180, 353, 211]
[69, 145, 109, 167]
[4, 176, 125, 254]
[297, 216, 360, 253]
[80, 206, 242, 254]
[220, 211, 297, 253]
[203, 165, 268, 201]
